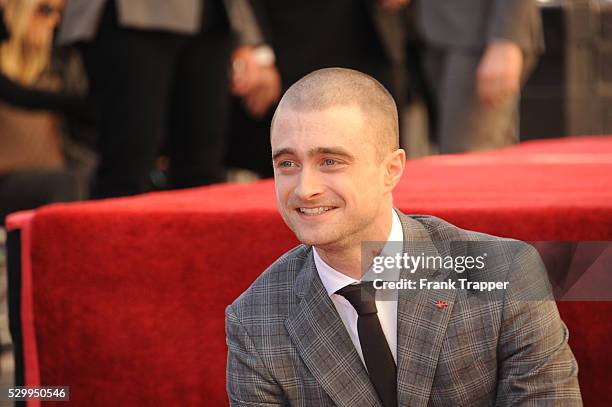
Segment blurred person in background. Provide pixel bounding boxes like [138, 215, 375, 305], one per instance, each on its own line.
[413, 0, 544, 153]
[226, 0, 406, 178]
[58, 0, 267, 198]
[0, 0, 92, 224]
[0, 0, 93, 363]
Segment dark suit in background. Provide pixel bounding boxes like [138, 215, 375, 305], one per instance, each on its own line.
[414, 0, 544, 153]
[227, 0, 405, 177]
[58, 0, 235, 198]
[250, 0, 404, 95]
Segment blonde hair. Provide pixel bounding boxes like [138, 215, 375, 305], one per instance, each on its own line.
[0, 0, 52, 85]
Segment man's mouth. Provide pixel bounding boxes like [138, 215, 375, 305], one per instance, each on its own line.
[296, 206, 336, 216]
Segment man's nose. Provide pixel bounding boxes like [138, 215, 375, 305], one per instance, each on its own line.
[294, 167, 324, 200]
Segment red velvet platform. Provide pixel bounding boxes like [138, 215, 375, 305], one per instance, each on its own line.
[7, 136, 612, 406]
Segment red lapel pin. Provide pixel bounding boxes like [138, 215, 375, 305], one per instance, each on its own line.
[435, 300, 449, 309]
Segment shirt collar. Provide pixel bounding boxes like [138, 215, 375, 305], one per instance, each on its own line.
[314, 208, 404, 296]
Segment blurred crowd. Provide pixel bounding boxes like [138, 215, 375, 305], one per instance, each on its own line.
[0, 0, 546, 223]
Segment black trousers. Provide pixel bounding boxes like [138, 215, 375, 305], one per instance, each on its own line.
[81, 2, 232, 198]
[0, 170, 80, 225]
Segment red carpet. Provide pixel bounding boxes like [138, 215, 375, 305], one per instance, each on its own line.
[7, 136, 612, 406]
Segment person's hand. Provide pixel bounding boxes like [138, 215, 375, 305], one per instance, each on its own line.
[378, 0, 410, 11]
[476, 40, 523, 108]
[231, 45, 281, 118]
[242, 65, 281, 118]
[231, 46, 260, 96]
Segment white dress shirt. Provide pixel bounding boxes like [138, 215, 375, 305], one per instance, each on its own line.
[314, 209, 403, 367]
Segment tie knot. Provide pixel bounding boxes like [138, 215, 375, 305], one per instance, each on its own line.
[335, 281, 378, 316]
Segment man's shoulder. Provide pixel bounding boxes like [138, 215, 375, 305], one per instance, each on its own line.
[405, 214, 514, 243]
[226, 244, 311, 320]
[406, 214, 546, 291]
[403, 214, 539, 273]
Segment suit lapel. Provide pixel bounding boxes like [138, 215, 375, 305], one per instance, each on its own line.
[395, 214, 458, 407]
[285, 253, 381, 407]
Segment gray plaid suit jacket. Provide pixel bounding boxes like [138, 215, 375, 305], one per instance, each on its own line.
[226, 213, 582, 406]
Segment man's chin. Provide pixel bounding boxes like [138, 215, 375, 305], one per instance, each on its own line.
[286, 214, 345, 247]
[293, 231, 338, 248]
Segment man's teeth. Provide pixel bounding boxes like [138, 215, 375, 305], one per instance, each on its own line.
[298, 207, 333, 215]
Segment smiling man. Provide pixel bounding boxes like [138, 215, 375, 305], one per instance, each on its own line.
[225, 68, 581, 406]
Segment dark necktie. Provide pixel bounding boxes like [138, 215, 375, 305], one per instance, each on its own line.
[336, 282, 397, 407]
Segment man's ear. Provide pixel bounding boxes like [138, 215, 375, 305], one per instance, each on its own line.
[384, 149, 406, 192]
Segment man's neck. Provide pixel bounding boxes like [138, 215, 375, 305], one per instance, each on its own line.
[315, 245, 363, 280]
[315, 208, 393, 280]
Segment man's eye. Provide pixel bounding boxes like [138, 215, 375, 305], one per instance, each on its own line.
[278, 160, 295, 168]
[322, 159, 337, 166]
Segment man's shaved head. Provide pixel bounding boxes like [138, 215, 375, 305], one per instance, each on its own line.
[271, 68, 399, 160]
